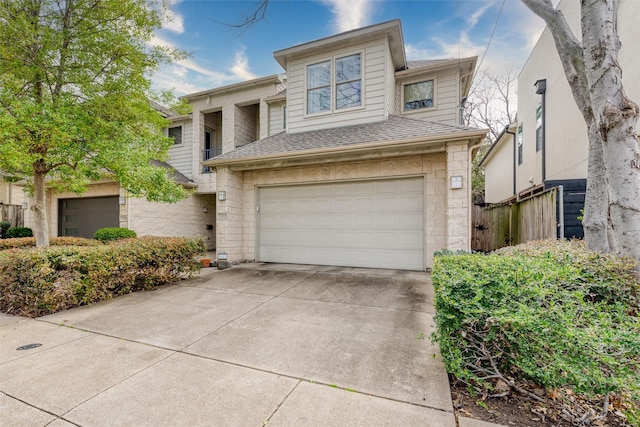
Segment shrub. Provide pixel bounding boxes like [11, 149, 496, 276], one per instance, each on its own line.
[0, 237, 205, 317]
[0, 221, 10, 239]
[94, 227, 137, 242]
[0, 236, 102, 250]
[432, 240, 639, 415]
[6, 227, 33, 238]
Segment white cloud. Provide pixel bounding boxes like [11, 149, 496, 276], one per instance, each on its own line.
[319, 0, 374, 32]
[231, 48, 257, 81]
[467, 1, 497, 28]
[162, 0, 184, 34]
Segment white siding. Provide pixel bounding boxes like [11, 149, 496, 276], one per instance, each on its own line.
[268, 101, 285, 135]
[167, 119, 193, 179]
[287, 38, 389, 133]
[397, 70, 459, 124]
[484, 136, 515, 203]
[385, 39, 397, 116]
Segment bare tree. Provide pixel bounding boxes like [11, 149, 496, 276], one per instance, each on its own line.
[464, 67, 518, 142]
[521, 0, 639, 260]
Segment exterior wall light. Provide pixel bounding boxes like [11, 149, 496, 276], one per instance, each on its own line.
[119, 197, 126, 205]
[203, 207, 208, 213]
[22, 202, 28, 209]
[218, 191, 226, 201]
[450, 176, 463, 189]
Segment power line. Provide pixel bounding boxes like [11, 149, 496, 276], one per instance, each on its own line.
[472, 0, 506, 82]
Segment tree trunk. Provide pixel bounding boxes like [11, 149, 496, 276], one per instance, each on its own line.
[583, 123, 613, 253]
[32, 169, 49, 247]
[581, 0, 640, 259]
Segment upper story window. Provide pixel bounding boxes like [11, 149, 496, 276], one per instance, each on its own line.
[168, 126, 182, 145]
[307, 60, 331, 114]
[306, 53, 362, 114]
[335, 54, 361, 109]
[535, 103, 543, 152]
[517, 124, 524, 165]
[403, 80, 434, 111]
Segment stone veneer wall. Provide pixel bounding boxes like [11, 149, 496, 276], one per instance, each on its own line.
[215, 147, 472, 269]
[128, 193, 217, 250]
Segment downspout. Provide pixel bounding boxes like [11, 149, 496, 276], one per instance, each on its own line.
[535, 79, 547, 182]
[506, 128, 517, 197]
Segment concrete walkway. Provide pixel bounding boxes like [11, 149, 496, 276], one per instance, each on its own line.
[1, 263, 504, 426]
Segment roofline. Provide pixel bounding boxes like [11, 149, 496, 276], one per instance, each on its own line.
[204, 129, 487, 168]
[273, 19, 406, 70]
[396, 56, 477, 77]
[479, 123, 517, 167]
[180, 74, 283, 101]
[264, 93, 286, 103]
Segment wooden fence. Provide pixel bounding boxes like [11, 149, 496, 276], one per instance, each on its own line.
[0, 204, 25, 228]
[472, 188, 558, 252]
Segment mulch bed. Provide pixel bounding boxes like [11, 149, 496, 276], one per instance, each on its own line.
[450, 376, 634, 426]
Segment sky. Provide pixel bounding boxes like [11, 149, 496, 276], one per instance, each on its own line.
[151, 0, 550, 96]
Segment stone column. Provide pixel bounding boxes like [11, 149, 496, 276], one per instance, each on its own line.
[446, 141, 471, 251]
[221, 104, 236, 154]
[215, 166, 245, 264]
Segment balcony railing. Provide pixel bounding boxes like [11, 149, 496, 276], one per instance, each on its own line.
[202, 148, 222, 173]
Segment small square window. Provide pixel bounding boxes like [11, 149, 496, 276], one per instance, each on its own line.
[404, 80, 434, 111]
[168, 126, 182, 145]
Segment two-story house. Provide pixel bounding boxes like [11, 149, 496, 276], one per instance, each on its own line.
[204, 20, 485, 270]
[34, 20, 485, 268]
[481, 0, 639, 239]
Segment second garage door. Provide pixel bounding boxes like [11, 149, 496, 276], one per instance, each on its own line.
[258, 177, 424, 270]
[58, 196, 119, 239]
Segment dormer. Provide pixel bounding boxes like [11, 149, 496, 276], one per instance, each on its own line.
[274, 20, 407, 133]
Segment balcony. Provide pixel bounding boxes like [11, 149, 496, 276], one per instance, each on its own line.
[202, 148, 221, 173]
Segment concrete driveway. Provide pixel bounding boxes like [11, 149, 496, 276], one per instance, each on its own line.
[0, 264, 455, 426]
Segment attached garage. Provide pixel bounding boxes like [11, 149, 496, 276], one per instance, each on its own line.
[258, 177, 424, 270]
[58, 196, 119, 238]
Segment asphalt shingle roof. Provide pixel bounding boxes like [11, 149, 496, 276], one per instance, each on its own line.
[211, 115, 481, 162]
[406, 59, 455, 69]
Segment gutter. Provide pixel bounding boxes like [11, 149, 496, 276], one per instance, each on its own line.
[204, 129, 488, 168]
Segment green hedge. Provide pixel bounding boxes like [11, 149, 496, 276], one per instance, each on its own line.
[0, 237, 205, 317]
[0, 221, 10, 239]
[94, 227, 137, 241]
[6, 227, 32, 238]
[432, 240, 639, 409]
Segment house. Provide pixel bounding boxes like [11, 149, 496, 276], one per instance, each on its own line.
[204, 20, 485, 270]
[481, 0, 639, 239]
[29, 20, 485, 269]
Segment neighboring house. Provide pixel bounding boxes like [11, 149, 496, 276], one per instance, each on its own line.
[27, 19, 486, 269]
[0, 179, 26, 207]
[481, 0, 639, 239]
[204, 20, 485, 270]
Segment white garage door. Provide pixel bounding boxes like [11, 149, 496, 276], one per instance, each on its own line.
[258, 177, 424, 270]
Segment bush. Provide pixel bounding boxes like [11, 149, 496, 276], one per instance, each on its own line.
[432, 240, 639, 415]
[0, 237, 205, 317]
[94, 227, 137, 242]
[0, 221, 10, 239]
[6, 227, 33, 238]
[0, 236, 102, 250]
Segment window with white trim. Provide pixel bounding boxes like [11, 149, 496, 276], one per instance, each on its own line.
[168, 126, 182, 145]
[403, 80, 434, 111]
[335, 54, 361, 109]
[307, 60, 331, 114]
[306, 53, 362, 114]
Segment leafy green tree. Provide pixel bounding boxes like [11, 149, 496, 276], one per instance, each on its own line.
[0, 0, 190, 247]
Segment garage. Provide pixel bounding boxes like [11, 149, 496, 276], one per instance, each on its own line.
[258, 177, 424, 270]
[58, 196, 119, 238]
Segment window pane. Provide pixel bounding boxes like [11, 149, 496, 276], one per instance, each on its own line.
[307, 87, 331, 113]
[404, 80, 434, 110]
[336, 54, 360, 83]
[169, 126, 182, 145]
[336, 81, 361, 109]
[307, 61, 330, 89]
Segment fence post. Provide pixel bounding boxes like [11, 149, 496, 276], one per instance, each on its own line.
[558, 185, 564, 239]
